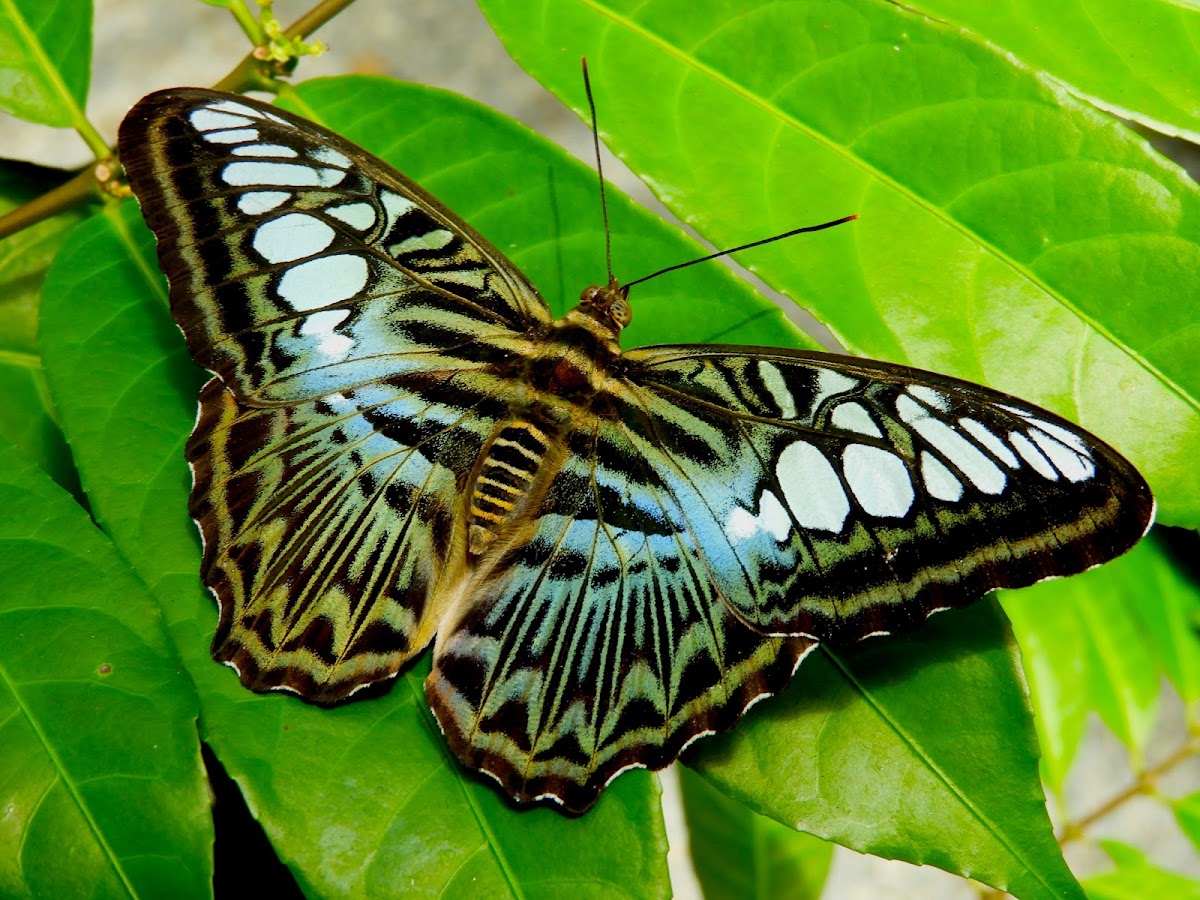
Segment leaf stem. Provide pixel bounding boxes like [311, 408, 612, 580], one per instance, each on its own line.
[214, 0, 357, 93]
[1057, 733, 1200, 845]
[224, 0, 268, 45]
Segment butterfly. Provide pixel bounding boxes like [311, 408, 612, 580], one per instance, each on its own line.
[117, 87, 1154, 813]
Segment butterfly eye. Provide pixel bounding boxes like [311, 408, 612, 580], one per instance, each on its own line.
[579, 285, 603, 305]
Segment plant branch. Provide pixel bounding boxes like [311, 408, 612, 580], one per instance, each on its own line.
[213, 0, 357, 93]
[0, 165, 106, 242]
[0, 0, 356, 243]
[1058, 735, 1200, 844]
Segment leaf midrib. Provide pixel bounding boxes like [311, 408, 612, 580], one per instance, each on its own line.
[821, 645, 1061, 897]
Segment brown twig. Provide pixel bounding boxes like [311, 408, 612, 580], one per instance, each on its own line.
[1057, 735, 1200, 845]
[0, 165, 104, 242]
[0, 0, 358, 241]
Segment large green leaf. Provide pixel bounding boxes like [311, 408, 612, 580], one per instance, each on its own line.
[0, 159, 82, 491]
[0, 0, 92, 127]
[907, 0, 1200, 144]
[40, 76, 698, 899]
[481, 0, 1200, 527]
[0, 437, 209, 897]
[679, 766, 832, 900]
[687, 603, 1078, 899]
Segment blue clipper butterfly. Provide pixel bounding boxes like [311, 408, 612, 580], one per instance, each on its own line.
[117, 88, 1154, 813]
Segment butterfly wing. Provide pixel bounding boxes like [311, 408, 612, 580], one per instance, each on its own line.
[625, 346, 1154, 640]
[426, 405, 814, 811]
[427, 344, 1152, 810]
[119, 89, 548, 701]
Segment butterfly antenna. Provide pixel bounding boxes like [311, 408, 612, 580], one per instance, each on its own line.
[623, 214, 859, 290]
[582, 58, 615, 285]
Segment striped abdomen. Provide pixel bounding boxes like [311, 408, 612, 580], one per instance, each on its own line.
[468, 422, 551, 555]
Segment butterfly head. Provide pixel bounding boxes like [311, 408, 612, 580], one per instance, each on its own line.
[578, 277, 632, 334]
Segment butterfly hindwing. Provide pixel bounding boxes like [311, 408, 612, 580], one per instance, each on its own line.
[427, 408, 813, 809]
[189, 368, 513, 701]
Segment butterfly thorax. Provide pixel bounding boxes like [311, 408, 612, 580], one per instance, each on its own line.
[462, 281, 630, 559]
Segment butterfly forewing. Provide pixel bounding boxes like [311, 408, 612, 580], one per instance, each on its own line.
[120, 89, 548, 701]
[626, 346, 1154, 641]
[120, 87, 1154, 812]
[119, 89, 550, 405]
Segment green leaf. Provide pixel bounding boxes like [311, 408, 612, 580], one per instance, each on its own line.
[40, 76, 694, 899]
[1174, 792, 1200, 852]
[481, 0, 1200, 526]
[1135, 530, 1200, 712]
[0, 0, 92, 127]
[1084, 840, 1200, 900]
[0, 437, 210, 898]
[679, 766, 832, 900]
[687, 603, 1081, 899]
[905, 1, 1200, 144]
[1000, 583, 1090, 796]
[0, 159, 83, 492]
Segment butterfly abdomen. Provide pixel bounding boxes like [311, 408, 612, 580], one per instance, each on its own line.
[468, 422, 554, 555]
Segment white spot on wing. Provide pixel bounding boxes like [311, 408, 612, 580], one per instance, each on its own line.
[391, 229, 454, 255]
[253, 213, 336, 263]
[907, 384, 949, 411]
[1041, 422, 1091, 459]
[207, 99, 267, 119]
[382, 191, 417, 226]
[190, 108, 253, 132]
[300, 309, 353, 361]
[222, 161, 345, 187]
[327, 202, 376, 231]
[921, 451, 963, 502]
[277, 254, 369, 311]
[237, 191, 290, 215]
[758, 361, 796, 418]
[831, 401, 882, 437]
[897, 395, 1006, 494]
[231, 143, 299, 158]
[1009, 432, 1059, 480]
[842, 444, 914, 518]
[1006, 409, 1093, 458]
[312, 146, 352, 168]
[777, 440, 850, 532]
[201, 127, 258, 144]
[815, 368, 858, 401]
[725, 490, 791, 542]
[959, 418, 1020, 468]
[1029, 429, 1095, 482]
